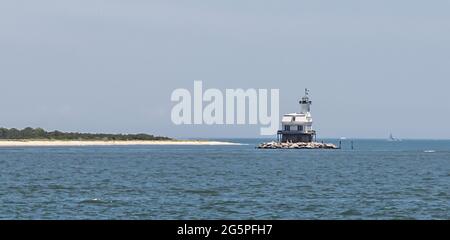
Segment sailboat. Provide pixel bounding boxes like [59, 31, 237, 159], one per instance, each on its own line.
[388, 133, 401, 142]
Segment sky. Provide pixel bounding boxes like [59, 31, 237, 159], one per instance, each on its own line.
[1, 0, 449, 139]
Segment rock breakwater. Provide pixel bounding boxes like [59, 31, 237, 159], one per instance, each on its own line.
[257, 141, 338, 149]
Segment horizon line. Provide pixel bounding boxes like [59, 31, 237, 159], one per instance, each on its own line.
[183, 137, 450, 141]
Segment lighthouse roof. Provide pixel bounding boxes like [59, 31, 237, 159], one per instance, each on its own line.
[282, 112, 312, 124]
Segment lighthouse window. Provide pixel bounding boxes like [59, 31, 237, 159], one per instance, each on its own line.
[284, 125, 290, 131]
[298, 126, 303, 131]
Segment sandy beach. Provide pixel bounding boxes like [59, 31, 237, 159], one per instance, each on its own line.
[0, 140, 240, 147]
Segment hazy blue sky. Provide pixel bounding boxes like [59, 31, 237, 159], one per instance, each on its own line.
[1, 0, 449, 139]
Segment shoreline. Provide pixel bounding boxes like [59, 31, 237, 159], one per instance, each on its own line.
[0, 140, 240, 147]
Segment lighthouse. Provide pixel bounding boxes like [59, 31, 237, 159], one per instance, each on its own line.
[277, 88, 316, 143]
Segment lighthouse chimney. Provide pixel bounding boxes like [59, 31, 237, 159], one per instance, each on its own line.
[299, 88, 312, 113]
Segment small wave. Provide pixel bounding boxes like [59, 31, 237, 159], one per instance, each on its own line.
[436, 192, 447, 197]
[424, 150, 436, 153]
[184, 189, 221, 196]
[341, 209, 362, 216]
[48, 184, 74, 190]
[79, 198, 112, 205]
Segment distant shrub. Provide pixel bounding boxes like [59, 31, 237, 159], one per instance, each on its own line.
[0, 127, 171, 141]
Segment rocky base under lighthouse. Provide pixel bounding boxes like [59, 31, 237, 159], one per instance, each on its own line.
[257, 141, 338, 149]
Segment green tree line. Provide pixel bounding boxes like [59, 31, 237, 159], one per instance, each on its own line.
[0, 127, 171, 141]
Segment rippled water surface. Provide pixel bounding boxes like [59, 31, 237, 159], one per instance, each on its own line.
[0, 139, 449, 219]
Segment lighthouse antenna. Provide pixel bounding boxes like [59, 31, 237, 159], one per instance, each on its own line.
[305, 88, 309, 97]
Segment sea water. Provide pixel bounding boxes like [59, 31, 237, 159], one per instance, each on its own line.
[0, 139, 448, 219]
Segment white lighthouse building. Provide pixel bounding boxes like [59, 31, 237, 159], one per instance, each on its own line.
[277, 89, 316, 143]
